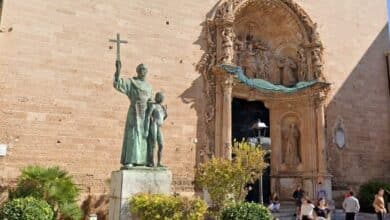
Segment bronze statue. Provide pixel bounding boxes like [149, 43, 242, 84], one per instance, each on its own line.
[113, 61, 153, 169]
[145, 92, 168, 167]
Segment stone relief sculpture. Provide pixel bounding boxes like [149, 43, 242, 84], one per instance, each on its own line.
[220, 26, 235, 64]
[282, 122, 301, 166]
[197, 0, 327, 157]
[215, 0, 234, 21]
[278, 57, 297, 87]
[234, 36, 271, 80]
[240, 41, 258, 78]
[312, 47, 323, 79]
[297, 48, 307, 81]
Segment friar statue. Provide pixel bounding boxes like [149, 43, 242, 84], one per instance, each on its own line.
[113, 60, 153, 169]
[145, 92, 168, 167]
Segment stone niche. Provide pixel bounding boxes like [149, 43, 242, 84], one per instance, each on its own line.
[199, 0, 332, 201]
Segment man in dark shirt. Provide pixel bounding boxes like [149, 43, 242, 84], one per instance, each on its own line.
[293, 185, 305, 217]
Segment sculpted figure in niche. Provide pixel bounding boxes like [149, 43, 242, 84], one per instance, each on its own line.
[255, 42, 270, 80]
[311, 23, 323, 48]
[220, 26, 234, 64]
[233, 36, 245, 65]
[241, 41, 258, 78]
[283, 123, 301, 166]
[215, 0, 234, 21]
[297, 48, 307, 81]
[277, 57, 297, 86]
[312, 47, 323, 79]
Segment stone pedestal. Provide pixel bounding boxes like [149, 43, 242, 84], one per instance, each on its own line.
[108, 168, 172, 220]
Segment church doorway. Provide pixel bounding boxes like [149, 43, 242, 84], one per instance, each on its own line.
[231, 98, 271, 204]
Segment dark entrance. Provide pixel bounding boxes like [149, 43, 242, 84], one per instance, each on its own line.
[232, 98, 271, 204]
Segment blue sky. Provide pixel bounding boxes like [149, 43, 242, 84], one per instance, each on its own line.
[388, 0, 390, 38]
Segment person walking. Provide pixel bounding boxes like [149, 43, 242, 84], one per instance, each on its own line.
[342, 191, 360, 220]
[293, 186, 305, 217]
[373, 188, 387, 220]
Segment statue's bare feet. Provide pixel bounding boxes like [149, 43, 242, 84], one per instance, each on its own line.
[146, 163, 154, 168]
[157, 163, 165, 167]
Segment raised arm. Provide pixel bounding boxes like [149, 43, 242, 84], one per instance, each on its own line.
[113, 60, 131, 94]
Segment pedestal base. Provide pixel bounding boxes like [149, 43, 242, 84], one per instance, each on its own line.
[108, 168, 172, 220]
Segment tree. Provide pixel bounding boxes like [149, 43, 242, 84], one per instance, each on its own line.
[9, 166, 82, 220]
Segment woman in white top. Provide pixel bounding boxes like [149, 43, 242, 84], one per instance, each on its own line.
[300, 196, 315, 220]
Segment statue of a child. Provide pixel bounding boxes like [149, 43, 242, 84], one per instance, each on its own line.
[145, 92, 168, 167]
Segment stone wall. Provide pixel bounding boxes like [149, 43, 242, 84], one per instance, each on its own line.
[0, 0, 214, 194]
[299, 0, 390, 188]
[0, 0, 389, 198]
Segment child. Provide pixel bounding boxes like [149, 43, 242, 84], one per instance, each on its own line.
[145, 92, 168, 167]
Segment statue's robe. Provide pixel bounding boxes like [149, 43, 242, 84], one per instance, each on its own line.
[285, 126, 301, 166]
[114, 77, 152, 165]
[280, 59, 297, 87]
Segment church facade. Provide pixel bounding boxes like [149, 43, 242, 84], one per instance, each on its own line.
[0, 0, 389, 202]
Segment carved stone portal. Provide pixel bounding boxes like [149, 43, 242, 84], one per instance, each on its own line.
[199, 0, 332, 200]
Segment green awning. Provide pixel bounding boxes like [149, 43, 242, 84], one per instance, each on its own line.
[220, 64, 328, 93]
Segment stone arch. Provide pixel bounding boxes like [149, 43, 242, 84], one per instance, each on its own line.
[200, 0, 325, 83]
[197, 0, 327, 160]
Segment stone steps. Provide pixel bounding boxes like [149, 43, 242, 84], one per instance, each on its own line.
[272, 207, 390, 220]
[271, 202, 295, 220]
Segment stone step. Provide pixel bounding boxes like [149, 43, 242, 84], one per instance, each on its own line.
[273, 210, 390, 220]
[331, 210, 390, 220]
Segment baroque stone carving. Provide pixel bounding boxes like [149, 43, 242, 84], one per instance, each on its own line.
[278, 57, 298, 87]
[297, 48, 308, 81]
[220, 26, 235, 64]
[198, 0, 326, 156]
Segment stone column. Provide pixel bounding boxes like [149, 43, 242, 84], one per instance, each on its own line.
[221, 76, 233, 159]
[213, 67, 233, 159]
[315, 93, 327, 175]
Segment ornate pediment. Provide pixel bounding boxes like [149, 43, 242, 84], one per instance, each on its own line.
[200, 0, 326, 87]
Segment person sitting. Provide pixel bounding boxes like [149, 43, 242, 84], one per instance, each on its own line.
[373, 188, 387, 220]
[267, 193, 280, 212]
[314, 197, 331, 220]
[300, 196, 315, 220]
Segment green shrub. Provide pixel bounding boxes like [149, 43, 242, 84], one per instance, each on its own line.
[9, 166, 82, 220]
[221, 202, 272, 220]
[0, 196, 54, 220]
[358, 181, 390, 213]
[129, 194, 207, 220]
[195, 141, 267, 213]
